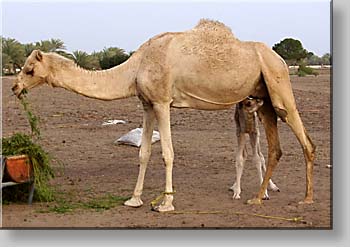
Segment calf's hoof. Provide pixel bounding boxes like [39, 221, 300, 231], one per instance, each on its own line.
[233, 194, 241, 200]
[268, 183, 280, 192]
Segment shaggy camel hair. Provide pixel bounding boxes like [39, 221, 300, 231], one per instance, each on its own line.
[230, 97, 280, 200]
[13, 19, 316, 212]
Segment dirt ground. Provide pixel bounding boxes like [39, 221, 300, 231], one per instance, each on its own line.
[1, 70, 331, 229]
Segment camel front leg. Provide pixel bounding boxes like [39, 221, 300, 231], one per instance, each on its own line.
[124, 104, 156, 208]
[247, 102, 282, 205]
[231, 134, 247, 199]
[152, 103, 175, 212]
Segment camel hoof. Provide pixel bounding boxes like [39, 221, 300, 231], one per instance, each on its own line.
[233, 194, 241, 200]
[152, 204, 175, 212]
[124, 196, 143, 208]
[262, 195, 270, 200]
[231, 183, 241, 199]
[247, 198, 262, 205]
[298, 198, 314, 205]
[268, 183, 280, 192]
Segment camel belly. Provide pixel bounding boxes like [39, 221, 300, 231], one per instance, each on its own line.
[171, 72, 260, 110]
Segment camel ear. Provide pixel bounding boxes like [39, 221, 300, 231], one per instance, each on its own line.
[34, 50, 43, 61]
[256, 99, 264, 107]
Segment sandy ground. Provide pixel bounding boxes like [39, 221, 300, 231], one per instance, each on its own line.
[1, 70, 331, 228]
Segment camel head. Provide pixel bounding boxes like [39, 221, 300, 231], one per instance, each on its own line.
[12, 50, 50, 98]
[241, 97, 264, 114]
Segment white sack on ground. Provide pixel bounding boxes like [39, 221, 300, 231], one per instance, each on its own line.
[115, 128, 160, 147]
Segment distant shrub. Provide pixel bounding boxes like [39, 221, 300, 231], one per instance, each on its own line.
[298, 64, 319, 77]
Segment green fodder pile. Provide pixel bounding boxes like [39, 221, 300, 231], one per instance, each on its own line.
[2, 95, 58, 203]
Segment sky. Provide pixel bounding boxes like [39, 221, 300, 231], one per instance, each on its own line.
[1, 0, 331, 56]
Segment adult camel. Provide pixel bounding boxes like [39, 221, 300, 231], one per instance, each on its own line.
[12, 19, 315, 212]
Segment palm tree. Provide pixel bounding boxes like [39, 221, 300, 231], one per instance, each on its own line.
[49, 38, 66, 51]
[2, 37, 25, 74]
[72, 50, 90, 69]
[99, 47, 130, 69]
[35, 38, 66, 52]
[24, 43, 36, 57]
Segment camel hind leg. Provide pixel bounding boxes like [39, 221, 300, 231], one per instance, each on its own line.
[259, 51, 316, 204]
[282, 108, 316, 204]
[271, 101, 315, 204]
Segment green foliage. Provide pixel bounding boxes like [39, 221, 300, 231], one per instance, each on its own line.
[2, 95, 59, 202]
[20, 93, 41, 138]
[24, 43, 36, 57]
[273, 38, 308, 65]
[34, 38, 66, 52]
[37, 194, 129, 214]
[1, 36, 25, 74]
[2, 133, 55, 202]
[82, 194, 128, 211]
[1, 37, 67, 74]
[297, 64, 319, 77]
[306, 52, 331, 65]
[307, 54, 323, 65]
[72, 50, 100, 70]
[73, 50, 90, 68]
[98, 47, 130, 69]
[321, 53, 331, 65]
[1, 36, 132, 73]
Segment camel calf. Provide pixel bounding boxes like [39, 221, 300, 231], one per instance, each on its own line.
[230, 97, 280, 200]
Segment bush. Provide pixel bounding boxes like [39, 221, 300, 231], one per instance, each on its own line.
[297, 64, 319, 77]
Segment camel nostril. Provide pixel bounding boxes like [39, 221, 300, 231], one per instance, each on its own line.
[12, 85, 18, 92]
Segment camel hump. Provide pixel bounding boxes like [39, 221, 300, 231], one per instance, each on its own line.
[194, 19, 235, 37]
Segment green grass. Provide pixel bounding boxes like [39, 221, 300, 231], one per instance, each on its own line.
[82, 194, 129, 211]
[36, 193, 130, 214]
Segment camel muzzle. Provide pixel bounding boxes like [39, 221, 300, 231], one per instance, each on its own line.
[11, 84, 24, 99]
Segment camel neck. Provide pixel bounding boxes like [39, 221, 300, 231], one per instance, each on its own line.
[47, 54, 139, 101]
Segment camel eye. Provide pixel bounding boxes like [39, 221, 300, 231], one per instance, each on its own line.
[26, 69, 34, 76]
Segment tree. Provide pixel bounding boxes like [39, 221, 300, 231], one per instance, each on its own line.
[321, 53, 331, 65]
[49, 38, 66, 51]
[72, 50, 99, 70]
[307, 54, 322, 65]
[2, 37, 25, 74]
[34, 38, 66, 52]
[24, 43, 36, 57]
[72, 50, 90, 68]
[272, 38, 308, 65]
[98, 47, 130, 69]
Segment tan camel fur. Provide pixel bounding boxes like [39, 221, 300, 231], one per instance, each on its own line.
[13, 19, 316, 212]
[230, 97, 279, 200]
